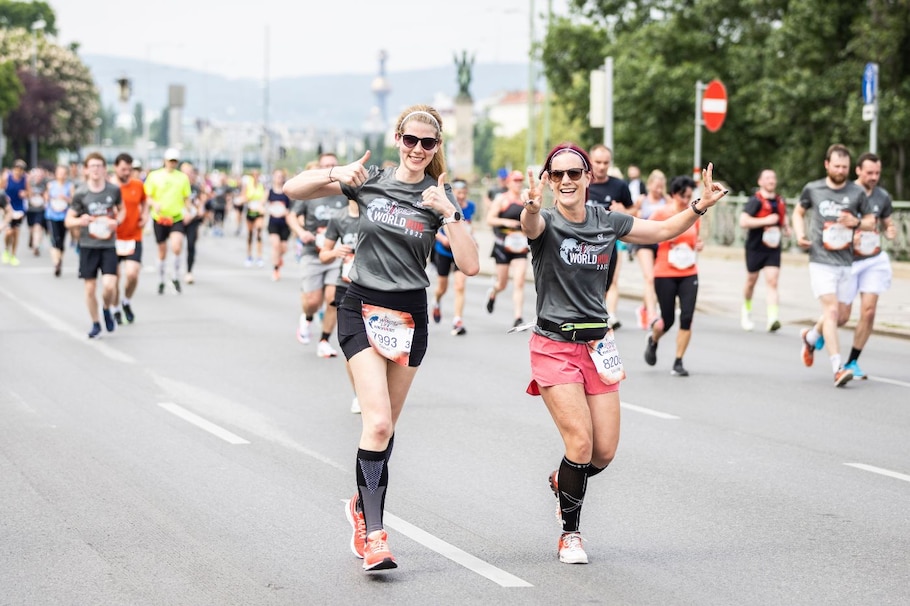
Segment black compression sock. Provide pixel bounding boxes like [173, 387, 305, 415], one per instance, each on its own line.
[356, 448, 388, 535]
[849, 347, 862, 364]
[321, 332, 331, 342]
[557, 456, 589, 533]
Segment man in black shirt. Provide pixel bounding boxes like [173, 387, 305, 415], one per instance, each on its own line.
[587, 145, 633, 327]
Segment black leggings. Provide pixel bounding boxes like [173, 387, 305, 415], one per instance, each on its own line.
[185, 219, 200, 272]
[654, 274, 698, 331]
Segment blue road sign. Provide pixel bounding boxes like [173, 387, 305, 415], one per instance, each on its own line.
[862, 63, 877, 104]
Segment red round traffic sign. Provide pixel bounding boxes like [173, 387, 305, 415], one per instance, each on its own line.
[702, 80, 727, 132]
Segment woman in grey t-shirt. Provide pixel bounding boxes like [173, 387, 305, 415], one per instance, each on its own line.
[520, 143, 728, 565]
[284, 105, 479, 572]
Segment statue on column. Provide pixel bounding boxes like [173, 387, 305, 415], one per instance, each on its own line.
[454, 51, 475, 100]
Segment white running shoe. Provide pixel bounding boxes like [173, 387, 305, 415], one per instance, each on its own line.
[296, 318, 311, 344]
[558, 532, 588, 564]
[350, 397, 361, 414]
[740, 306, 755, 331]
[316, 340, 338, 358]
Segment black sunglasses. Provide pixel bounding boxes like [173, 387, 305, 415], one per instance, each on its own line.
[548, 168, 586, 182]
[400, 134, 440, 151]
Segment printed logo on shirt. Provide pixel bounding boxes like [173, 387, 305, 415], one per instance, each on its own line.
[558, 237, 611, 269]
[818, 199, 848, 219]
[367, 197, 426, 238]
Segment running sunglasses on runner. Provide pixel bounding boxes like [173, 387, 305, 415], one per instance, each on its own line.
[399, 134, 440, 150]
[548, 168, 585, 182]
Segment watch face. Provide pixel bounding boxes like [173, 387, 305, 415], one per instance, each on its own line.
[452, 210, 462, 221]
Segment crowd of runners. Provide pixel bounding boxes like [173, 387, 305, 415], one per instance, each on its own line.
[0, 112, 898, 569]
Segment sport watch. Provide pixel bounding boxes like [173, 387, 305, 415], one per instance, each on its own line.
[442, 210, 463, 224]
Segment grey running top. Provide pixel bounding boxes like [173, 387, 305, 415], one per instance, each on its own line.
[798, 179, 868, 266]
[529, 205, 634, 341]
[341, 165, 457, 291]
[70, 182, 122, 249]
[290, 194, 349, 255]
[324, 211, 361, 286]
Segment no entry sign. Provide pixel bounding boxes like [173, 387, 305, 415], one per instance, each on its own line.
[701, 80, 727, 132]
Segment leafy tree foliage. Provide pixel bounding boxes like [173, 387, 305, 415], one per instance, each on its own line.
[0, 0, 57, 34]
[544, 0, 910, 197]
[0, 27, 98, 165]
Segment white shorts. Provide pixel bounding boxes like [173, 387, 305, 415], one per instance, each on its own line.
[840, 252, 892, 302]
[808, 262, 853, 301]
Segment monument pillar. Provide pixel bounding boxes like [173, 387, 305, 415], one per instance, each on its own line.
[452, 95, 475, 181]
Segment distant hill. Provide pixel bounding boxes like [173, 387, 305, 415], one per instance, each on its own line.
[82, 54, 530, 129]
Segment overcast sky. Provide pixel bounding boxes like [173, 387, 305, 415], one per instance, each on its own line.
[51, 0, 570, 80]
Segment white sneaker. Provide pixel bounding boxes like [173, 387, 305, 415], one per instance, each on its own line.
[740, 307, 755, 331]
[296, 318, 311, 344]
[316, 340, 338, 358]
[350, 397, 361, 414]
[557, 532, 588, 564]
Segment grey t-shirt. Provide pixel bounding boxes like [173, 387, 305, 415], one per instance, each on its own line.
[341, 166, 457, 292]
[855, 186, 893, 259]
[798, 179, 867, 266]
[290, 194, 348, 255]
[70, 182, 122, 249]
[324, 211, 361, 286]
[529, 205, 634, 341]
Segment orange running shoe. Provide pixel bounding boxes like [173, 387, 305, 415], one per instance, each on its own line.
[363, 530, 397, 571]
[834, 367, 854, 388]
[800, 328, 814, 367]
[345, 495, 366, 559]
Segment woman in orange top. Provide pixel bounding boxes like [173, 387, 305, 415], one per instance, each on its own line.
[643, 175, 704, 376]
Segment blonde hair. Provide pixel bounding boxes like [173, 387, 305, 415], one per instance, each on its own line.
[395, 104, 447, 180]
[646, 169, 666, 187]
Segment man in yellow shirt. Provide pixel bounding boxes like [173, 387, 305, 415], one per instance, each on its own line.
[144, 148, 191, 294]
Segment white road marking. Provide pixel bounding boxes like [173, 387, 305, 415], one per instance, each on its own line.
[0, 286, 136, 364]
[158, 402, 250, 445]
[621, 401, 680, 420]
[868, 376, 910, 388]
[845, 463, 910, 483]
[354, 506, 532, 588]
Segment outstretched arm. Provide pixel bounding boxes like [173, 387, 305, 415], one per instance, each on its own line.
[284, 151, 371, 200]
[623, 163, 727, 245]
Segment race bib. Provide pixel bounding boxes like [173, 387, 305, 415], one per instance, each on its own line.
[587, 330, 626, 385]
[184, 203, 198, 220]
[361, 304, 415, 366]
[854, 230, 881, 257]
[761, 226, 781, 248]
[28, 195, 45, 210]
[87, 219, 112, 240]
[248, 201, 264, 214]
[341, 253, 355, 283]
[314, 226, 327, 251]
[503, 231, 529, 254]
[268, 202, 288, 218]
[668, 243, 696, 269]
[50, 198, 69, 213]
[11, 210, 24, 220]
[822, 221, 853, 251]
[115, 239, 136, 256]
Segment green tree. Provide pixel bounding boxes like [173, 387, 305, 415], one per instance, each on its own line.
[0, 60, 23, 116]
[544, 0, 910, 196]
[0, 0, 57, 34]
[0, 27, 99, 164]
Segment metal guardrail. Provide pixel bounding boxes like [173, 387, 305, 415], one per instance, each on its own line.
[704, 196, 910, 260]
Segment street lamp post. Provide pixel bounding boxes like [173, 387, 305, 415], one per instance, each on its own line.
[30, 18, 46, 169]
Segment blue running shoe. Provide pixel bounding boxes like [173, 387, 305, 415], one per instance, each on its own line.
[844, 360, 866, 379]
[814, 335, 825, 351]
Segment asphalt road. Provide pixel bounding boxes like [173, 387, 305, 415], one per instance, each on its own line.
[2, 232, 908, 605]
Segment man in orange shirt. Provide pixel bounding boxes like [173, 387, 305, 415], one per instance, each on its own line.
[111, 153, 148, 324]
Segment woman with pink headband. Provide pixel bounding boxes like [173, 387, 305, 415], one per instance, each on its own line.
[520, 142, 727, 564]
